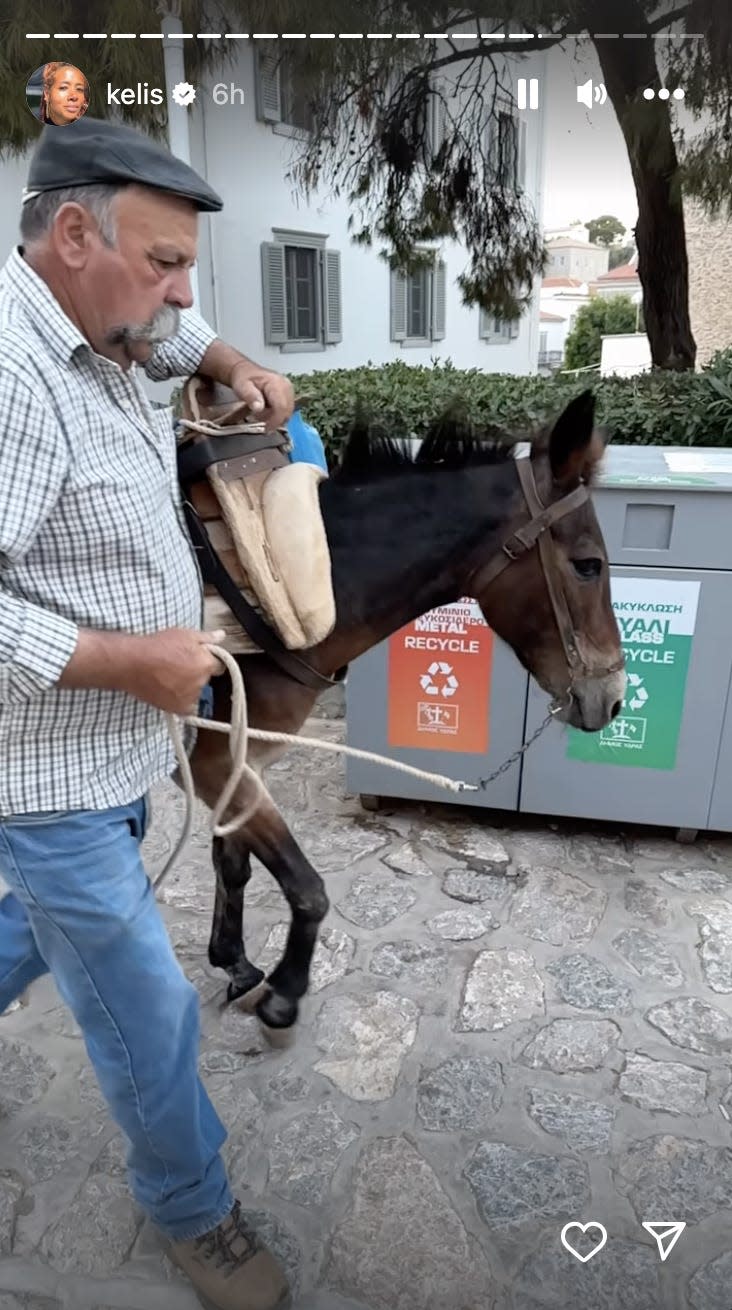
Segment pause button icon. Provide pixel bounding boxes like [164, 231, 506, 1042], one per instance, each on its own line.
[517, 78, 540, 109]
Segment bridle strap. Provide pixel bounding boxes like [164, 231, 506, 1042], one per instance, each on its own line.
[470, 462, 589, 591]
[468, 458, 617, 685]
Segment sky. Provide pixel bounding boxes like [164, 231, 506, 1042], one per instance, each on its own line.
[541, 42, 639, 238]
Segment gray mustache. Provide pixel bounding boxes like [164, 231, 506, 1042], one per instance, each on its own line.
[107, 304, 180, 347]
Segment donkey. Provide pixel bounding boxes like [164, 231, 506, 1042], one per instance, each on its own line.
[183, 390, 625, 1037]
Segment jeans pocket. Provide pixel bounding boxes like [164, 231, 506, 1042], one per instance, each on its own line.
[140, 792, 152, 841]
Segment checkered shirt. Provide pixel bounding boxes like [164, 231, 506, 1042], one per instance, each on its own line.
[0, 246, 218, 815]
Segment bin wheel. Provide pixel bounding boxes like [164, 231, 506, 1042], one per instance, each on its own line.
[675, 827, 698, 845]
[360, 794, 382, 812]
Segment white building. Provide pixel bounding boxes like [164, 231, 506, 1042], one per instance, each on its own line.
[544, 237, 609, 282]
[538, 310, 568, 372]
[538, 275, 591, 370]
[543, 221, 591, 244]
[600, 332, 651, 377]
[0, 41, 547, 394]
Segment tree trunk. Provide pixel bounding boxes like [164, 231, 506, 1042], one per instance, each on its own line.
[585, 0, 696, 370]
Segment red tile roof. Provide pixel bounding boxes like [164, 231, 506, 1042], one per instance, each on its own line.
[540, 311, 565, 322]
[595, 263, 640, 281]
[541, 277, 585, 288]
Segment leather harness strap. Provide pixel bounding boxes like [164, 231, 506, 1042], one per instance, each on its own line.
[177, 432, 288, 485]
[468, 457, 623, 686]
[181, 498, 344, 693]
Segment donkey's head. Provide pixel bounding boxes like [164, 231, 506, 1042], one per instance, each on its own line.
[467, 391, 625, 732]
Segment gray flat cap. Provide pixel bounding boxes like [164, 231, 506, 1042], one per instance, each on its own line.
[23, 115, 223, 211]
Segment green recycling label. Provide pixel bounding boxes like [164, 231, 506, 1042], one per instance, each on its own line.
[567, 576, 700, 770]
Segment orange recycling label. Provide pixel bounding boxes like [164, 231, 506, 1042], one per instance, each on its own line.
[387, 597, 493, 753]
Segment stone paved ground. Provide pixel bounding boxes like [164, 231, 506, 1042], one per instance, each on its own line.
[3, 699, 732, 1310]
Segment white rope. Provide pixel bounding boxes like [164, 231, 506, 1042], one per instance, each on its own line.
[154, 644, 478, 890]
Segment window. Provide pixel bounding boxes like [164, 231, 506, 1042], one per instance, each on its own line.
[408, 267, 430, 338]
[254, 46, 315, 133]
[486, 109, 527, 190]
[423, 86, 447, 162]
[390, 258, 447, 345]
[498, 112, 518, 187]
[261, 231, 342, 351]
[478, 308, 520, 344]
[279, 53, 314, 131]
[539, 330, 548, 354]
[284, 247, 318, 340]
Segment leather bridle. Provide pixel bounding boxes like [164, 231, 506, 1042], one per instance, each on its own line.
[467, 455, 625, 698]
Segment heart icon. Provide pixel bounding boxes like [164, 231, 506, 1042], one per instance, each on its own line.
[560, 1221, 608, 1263]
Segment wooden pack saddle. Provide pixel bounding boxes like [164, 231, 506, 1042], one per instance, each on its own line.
[176, 375, 338, 692]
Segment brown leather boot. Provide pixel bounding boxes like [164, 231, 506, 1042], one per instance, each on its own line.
[169, 1200, 291, 1310]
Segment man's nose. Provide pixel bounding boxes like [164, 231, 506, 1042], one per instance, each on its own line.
[167, 267, 194, 310]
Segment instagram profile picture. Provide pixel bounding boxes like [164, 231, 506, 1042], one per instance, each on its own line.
[26, 61, 89, 126]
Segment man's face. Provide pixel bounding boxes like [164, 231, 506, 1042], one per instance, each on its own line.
[77, 186, 198, 368]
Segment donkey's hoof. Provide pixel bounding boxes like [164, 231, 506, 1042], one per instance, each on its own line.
[226, 963, 266, 1009]
[255, 990, 299, 1045]
[259, 1020, 296, 1050]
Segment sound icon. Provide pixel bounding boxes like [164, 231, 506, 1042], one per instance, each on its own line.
[577, 79, 608, 107]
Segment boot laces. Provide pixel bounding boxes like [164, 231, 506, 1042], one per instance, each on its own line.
[194, 1201, 262, 1271]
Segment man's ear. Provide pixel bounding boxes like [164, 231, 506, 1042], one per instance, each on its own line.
[51, 202, 94, 269]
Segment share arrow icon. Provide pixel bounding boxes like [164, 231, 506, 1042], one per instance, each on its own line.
[642, 1221, 686, 1261]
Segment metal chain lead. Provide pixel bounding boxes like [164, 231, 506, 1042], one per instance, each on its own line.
[474, 699, 567, 791]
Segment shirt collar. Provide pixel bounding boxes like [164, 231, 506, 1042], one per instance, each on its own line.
[4, 246, 91, 366]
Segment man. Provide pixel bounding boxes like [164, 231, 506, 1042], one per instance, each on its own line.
[0, 117, 293, 1310]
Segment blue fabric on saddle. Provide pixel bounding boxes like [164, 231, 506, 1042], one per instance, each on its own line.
[285, 408, 328, 474]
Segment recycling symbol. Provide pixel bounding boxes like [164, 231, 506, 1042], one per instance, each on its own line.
[420, 661, 459, 698]
[625, 672, 648, 713]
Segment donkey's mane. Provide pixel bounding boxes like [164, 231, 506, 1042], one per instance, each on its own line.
[332, 411, 527, 484]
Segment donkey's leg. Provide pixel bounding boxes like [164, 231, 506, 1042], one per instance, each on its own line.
[243, 793, 329, 1032]
[209, 835, 266, 1003]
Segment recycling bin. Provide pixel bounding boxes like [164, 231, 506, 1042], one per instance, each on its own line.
[345, 445, 732, 835]
[519, 445, 732, 834]
[345, 596, 530, 810]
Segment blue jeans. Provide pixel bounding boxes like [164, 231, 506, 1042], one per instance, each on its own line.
[0, 792, 234, 1241]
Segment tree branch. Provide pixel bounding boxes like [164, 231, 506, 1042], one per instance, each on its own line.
[424, 35, 561, 72]
[646, 4, 692, 34]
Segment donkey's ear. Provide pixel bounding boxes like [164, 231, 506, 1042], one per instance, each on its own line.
[548, 390, 604, 484]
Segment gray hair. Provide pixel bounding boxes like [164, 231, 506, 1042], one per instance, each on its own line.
[20, 183, 123, 246]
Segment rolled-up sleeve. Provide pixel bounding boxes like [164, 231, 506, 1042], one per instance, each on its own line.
[145, 307, 218, 381]
[1, 593, 78, 703]
[0, 374, 79, 703]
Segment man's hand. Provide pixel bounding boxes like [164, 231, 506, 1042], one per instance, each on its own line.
[59, 627, 226, 717]
[230, 360, 295, 431]
[121, 628, 226, 716]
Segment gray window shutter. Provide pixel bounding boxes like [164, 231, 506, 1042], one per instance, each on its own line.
[390, 270, 407, 341]
[510, 315, 521, 339]
[518, 119, 528, 189]
[428, 92, 446, 158]
[478, 306, 490, 340]
[254, 48, 281, 123]
[261, 242, 287, 344]
[323, 249, 342, 343]
[431, 260, 446, 340]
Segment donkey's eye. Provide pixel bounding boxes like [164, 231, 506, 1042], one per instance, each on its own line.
[572, 557, 603, 580]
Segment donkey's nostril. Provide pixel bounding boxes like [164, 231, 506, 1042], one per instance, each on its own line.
[610, 700, 622, 720]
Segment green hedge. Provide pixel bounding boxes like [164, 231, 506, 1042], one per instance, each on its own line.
[287, 349, 732, 458]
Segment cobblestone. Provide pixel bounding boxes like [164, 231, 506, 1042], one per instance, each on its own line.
[3, 719, 732, 1309]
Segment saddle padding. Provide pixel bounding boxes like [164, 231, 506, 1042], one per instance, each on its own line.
[207, 461, 335, 651]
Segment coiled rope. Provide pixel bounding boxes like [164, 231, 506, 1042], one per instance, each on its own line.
[154, 644, 479, 890]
